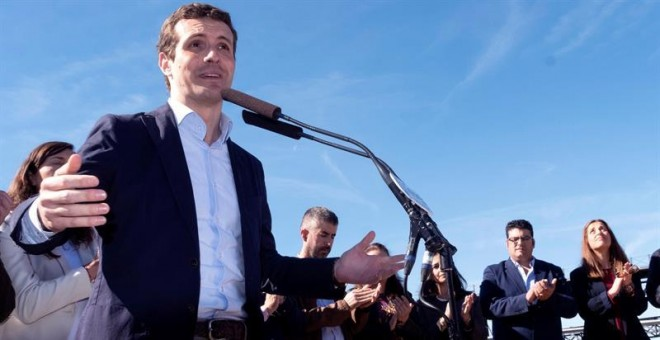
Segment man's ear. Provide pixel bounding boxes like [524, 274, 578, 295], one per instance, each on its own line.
[301, 228, 308, 242]
[158, 52, 172, 77]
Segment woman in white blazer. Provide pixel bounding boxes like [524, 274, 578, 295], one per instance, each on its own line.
[0, 142, 99, 340]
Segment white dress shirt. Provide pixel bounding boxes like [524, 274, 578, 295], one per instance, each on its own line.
[169, 98, 246, 320]
[511, 257, 536, 290]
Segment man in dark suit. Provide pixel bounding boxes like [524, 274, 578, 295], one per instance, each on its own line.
[480, 219, 577, 340]
[30, 3, 404, 339]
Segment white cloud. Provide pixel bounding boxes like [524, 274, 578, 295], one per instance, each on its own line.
[441, 2, 531, 105]
[269, 176, 378, 211]
[547, 1, 623, 57]
[322, 151, 355, 189]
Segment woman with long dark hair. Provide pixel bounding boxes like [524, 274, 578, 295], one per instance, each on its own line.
[415, 251, 488, 339]
[570, 219, 648, 340]
[0, 141, 99, 340]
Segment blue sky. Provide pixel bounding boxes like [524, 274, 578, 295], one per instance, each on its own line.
[1, 0, 658, 326]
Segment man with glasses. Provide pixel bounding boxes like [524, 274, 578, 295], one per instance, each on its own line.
[479, 219, 577, 339]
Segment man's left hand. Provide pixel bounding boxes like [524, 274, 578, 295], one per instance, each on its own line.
[333, 231, 405, 284]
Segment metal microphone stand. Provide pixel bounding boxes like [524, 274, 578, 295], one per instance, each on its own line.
[241, 109, 463, 339]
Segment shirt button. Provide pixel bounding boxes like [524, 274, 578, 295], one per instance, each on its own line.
[191, 258, 199, 267]
[187, 304, 196, 313]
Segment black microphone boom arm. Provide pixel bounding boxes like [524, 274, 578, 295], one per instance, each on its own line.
[237, 97, 463, 339]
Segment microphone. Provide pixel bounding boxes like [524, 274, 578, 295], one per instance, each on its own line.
[420, 250, 433, 282]
[242, 110, 302, 140]
[404, 227, 421, 277]
[222, 88, 281, 119]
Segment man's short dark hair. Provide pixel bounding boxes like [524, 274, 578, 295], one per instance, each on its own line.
[302, 207, 338, 227]
[505, 219, 534, 237]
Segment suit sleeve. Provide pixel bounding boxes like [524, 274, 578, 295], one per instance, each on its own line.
[0, 216, 91, 324]
[570, 267, 614, 319]
[541, 265, 577, 318]
[616, 273, 648, 317]
[480, 264, 529, 319]
[301, 297, 353, 331]
[647, 249, 660, 308]
[467, 295, 489, 340]
[0, 256, 15, 322]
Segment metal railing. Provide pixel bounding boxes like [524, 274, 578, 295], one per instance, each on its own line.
[561, 316, 660, 339]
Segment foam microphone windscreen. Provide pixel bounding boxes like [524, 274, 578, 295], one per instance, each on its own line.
[221, 88, 281, 119]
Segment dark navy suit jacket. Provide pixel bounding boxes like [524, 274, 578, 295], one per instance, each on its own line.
[570, 266, 649, 340]
[480, 259, 577, 340]
[71, 105, 338, 339]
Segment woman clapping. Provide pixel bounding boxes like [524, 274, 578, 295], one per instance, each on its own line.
[570, 219, 648, 340]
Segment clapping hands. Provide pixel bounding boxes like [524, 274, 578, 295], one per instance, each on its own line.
[534, 278, 557, 301]
[343, 285, 379, 309]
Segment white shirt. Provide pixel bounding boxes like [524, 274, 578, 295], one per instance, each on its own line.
[169, 98, 246, 320]
[511, 257, 536, 290]
[316, 299, 345, 340]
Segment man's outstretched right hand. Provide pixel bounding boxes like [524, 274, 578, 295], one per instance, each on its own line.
[37, 153, 109, 232]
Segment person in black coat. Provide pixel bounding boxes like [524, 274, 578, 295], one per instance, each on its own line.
[646, 248, 660, 309]
[414, 251, 487, 340]
[0, 190, 14, 323]
[570, 219, 649, 340]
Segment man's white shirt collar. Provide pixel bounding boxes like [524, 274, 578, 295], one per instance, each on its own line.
[167, 97, 233, 144]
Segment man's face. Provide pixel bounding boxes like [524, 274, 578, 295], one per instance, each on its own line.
[302, 220, 337, 259]
[506, 227, 535, 264]
[159, 17, 235, 107]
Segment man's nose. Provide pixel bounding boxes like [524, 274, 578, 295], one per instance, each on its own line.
[203, 48, 220, 63]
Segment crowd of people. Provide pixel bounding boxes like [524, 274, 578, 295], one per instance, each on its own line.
[0, 3, 658, 340]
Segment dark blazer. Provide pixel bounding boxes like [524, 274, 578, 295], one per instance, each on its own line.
[265, 286, 363, 340]
[0, 260, 14, 323]
[480, 259, 577, 340]
[570, 266, 649, 340]
[413, 291, 488, 340]
[647, 249, 660, 308]
[72, 104, 338, 339]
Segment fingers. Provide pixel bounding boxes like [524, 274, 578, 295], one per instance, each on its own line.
[464, 293, 475, 307]
[383, 254, 405, 271]
[38, 199, 109, 230]
[357, 231, 376, 250]
[54, 153, 82, 176]
[37, 161, 107, 231]
[40, 173, 102, 192]
[353, 287, 377, 302]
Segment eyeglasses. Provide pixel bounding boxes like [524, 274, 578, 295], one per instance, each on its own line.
[507, 236, 533, 244]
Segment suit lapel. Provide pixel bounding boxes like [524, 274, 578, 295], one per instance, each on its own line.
[505, 259, 528, 293]
[228, 140, 251, 243]
[141, 104, 198, 241]
[534, 261, 547, 281]
[228, 140, 259, 299]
